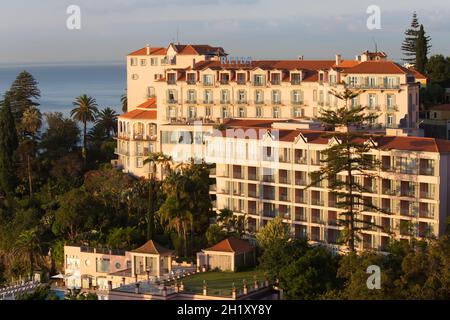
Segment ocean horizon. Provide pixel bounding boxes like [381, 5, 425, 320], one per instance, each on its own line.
[0, 63, 126, 116]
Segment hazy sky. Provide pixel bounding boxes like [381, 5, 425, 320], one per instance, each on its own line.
[1, 0, 449, 64]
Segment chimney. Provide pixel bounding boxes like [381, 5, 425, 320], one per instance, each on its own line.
[335, 54, 342, 65]
[298, 55, 304, 61]
[146, 44, 151, 55]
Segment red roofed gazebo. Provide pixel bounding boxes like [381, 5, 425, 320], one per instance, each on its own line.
[196, 237, 255, 272]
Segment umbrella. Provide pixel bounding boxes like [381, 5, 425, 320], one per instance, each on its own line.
[51, 273, 65, 279]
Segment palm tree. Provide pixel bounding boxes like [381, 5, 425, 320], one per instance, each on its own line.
[143, 152, 173, 180]
[120, 91, 127, 113]
[95, 107, 118, 138]
[14, 228, 42, 280]
[70, 94, 98, 164]
[20, 106, 42, 196]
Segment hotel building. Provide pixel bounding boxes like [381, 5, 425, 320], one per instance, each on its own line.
[114, 43, 450, 251]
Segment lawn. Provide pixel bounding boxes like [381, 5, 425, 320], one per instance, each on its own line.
[171, 270, 266, 297]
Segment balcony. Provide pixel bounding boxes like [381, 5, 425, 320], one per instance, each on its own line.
[386, 105, 399, 112]
[248, 191, 258, 198]
[185, 99, 197, 104]
[279, 194, 290, 202]
[187, 80, 196, 85]
[255, 100, 265, 105]
[248, 174, 258, 181]
[311, 198, 324, 206]
[295, 157, 307, 165]
[291, 100, 303, 105]
[419, 167, 434, 176]
[295, 179, 307, 186]
[278, 176, 290, 184]
[203, 100, 213, 105]
[420, 191, 434, 200]
[295, 196, 307, 204]
[220, 100, 230, 105]
[272, 100, 282, 105]
[291, 80, 301, 85]
[220, 80, 230, 85]
[237, 100, 247, 105]
[167, 80, 177, 85]
[253, 82, 266, 87]
[237, 80, 246, 85]
[203, 82, 214, 87]
[262, 176, 275, 183]
[346, 84, 401, 90]
[167, 99, 178, 104]
[419, 210, 434, 219]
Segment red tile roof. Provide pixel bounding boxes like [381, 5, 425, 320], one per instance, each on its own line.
[342, 61, 412, 74]
[132, 240, 173, 255]
[407, 67, 427, 80]
[119, 108, 157, 120]
[430, 104, 450, 111]
[204, 237, 254, 254]
[135, 98, 157, 109]
[174, 44, 226, 56]
[213, 123, 450, 153]
[128, 47, 167, 56]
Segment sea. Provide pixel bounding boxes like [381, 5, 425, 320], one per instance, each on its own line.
[0, 63, 126, 116]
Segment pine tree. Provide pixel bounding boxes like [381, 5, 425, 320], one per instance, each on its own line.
[0, 96, 19, 197]
[310, 89, 385, 252]
[6, 71, 41, 121]
[401, 12, 420, 64]
[415, 24, 431, 74]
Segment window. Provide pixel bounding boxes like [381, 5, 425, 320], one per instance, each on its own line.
[221, 90, 229, 103]
[221, 107, 228, 118]
[368, 77, 376, 87]
[351, 96, 358, 108]
[368, 94, 377, 109]
[203, 74, 214, 86]
[273, 107, 280, 118]
[187, 90, 196, 103]
[348, 76, 358, 86]
[313, 90, 317, 102]
[137, 158, 143, 168]
[256, 106, 262, 118]
[150, 58, 158, 66]
[253, 74, 265, 86]
[130, 58, 137, 66]
[329, 74, 336, 85]
[387, 114, 394, 127]
[271, 73, 281, 85]
[167, 73, 177, 84]
[115, 262, 121, 269]
[237, 73, 246, 84]
[140, 59, 147, 66]
[272, 90, 280, 104]
[291, 73, 301, 85]
[220, 73, 230, 84]
[187, 73, 196, 84]
[167, 90, 177, 103]
[131, 74, 139, 80]
[292, 90, 302, 104]
[238, 107, 245, 118]
[168, 106, 176, 119]
[293, 107, 301, 117]
[204, 90, 213, 103]
[205, 106, 211, 117]
[147, 87, 155, 98]
[386, 94, 395, 109]
[255, 90, 263, 103]
[188, 106, 196, 119]
[238, 90, 246, 103]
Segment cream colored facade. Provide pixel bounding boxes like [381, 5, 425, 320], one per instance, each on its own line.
[118, 44, 422, 177]
[205, 124, 450, 252]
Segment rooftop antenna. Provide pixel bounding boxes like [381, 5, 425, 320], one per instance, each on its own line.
[372, 37, 378, 53]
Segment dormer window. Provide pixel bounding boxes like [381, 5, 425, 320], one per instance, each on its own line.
[220, 73, 230, 84]
[271, 73, 281, 85]
[237, 73, 246, 85]
[167, 73, 177, 85]
[203, 74, 214, 86]
[291, 73, 301, 85]
[319, 72, 324, 84]
[187, 73, 196, 84]
[253, 74, 266, 86]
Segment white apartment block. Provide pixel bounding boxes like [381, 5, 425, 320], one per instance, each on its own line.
[205, 121, 450, 252]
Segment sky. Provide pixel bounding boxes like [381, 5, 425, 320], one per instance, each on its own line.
[0, 0, 449, 65]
